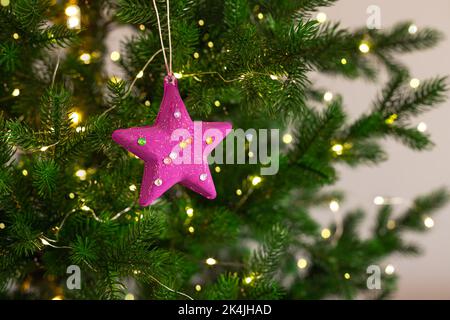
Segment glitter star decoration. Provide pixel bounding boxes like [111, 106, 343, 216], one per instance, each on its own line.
[112, 77, 232, 206]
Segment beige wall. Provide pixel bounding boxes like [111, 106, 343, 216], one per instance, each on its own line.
[316, 0, 450, 299]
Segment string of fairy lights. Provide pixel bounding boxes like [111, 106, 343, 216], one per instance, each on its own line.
[0, 0, 440, 298]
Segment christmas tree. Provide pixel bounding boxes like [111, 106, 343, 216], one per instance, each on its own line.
[0, 0, 448, 300]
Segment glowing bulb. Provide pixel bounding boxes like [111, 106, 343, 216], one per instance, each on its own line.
[12, 88, 20, 97]
[75, 169, 86, 180]
[214, 100, 221, 107]
[323, 91, 333, 102]
[40, 238, 50, 246]
[297, 258, 308, 269]
[12, 33, 19, 40]
[110, 51, 121, 61]
[40, 146, 49, 152]
[195, 284, 202, 291]
[139, 24, 146, 31]
[329, 200, 340, 212]
[206, 258, 217, 266]
[248, 151, 254, 158]
[0, 223, 5, 229]
[385, 114, 398, 125]
[331, 144, 343, 155]
[282, 133, 293, 144]
[321, 228, 331, 239]
[359, 42, 370, 54]
[344, 273, 351, 280]
[194, 52, 200, 59]
[236, 189, 243, 196]
[65, 5, 80, 17]
[136, 70, 144, 78]
[417, 122, 427, 133]
[385, 264, 395, 275]
[124, 293, 135, 300]
[69, 193, 75, 199]
[186, 207, 194, 217]
[79, 53, 91, 64]
[215, 166, 221, 173]
[408, 24, 418, 34]
[198, 19, 205, 26]
[410, 78, 420, 89]
[67, 16, 80, 29]
[174, 72, 183, 79]
[424, 217, 434, 228]
[188, 226, 195, 233]
[22, 169, 28, 176]
[52, 295, 63, 300]
[129, 184, 137, 191]
[341, 58, 347, 65]
[257, 13, 264, 20]
[387, 219, 396, 230]
[145, 100, 151, 107]
[316, 12, 327, 23]
[81, 205, 91, 211]
[1, 0, 10, 7]
[207, 41, 214, 48]
[270, 74, 278, 80]
[244, 276, 253, 284]
[69, 112, 81, 125]
[374, 196, 385, 205]
[252, 176, 262, 186]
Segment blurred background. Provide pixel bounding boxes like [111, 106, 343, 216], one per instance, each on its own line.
[315, 0, 450, 299]
[104, 0, 450, 299]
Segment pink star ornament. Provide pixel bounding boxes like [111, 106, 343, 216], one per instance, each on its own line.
[112, 76, 232, 206]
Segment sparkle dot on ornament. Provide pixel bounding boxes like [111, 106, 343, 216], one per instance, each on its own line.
[137, 137, 146, 146]
[169, 152, 178, 160]
[198, 19, 205, 26]
[163, 157, 172, 165]
[0, 223, 5, 230]
[206, 136, 214, 145]
[200, 173, 208, 181]
[12, 33, 19, 40]
[179, 141, 187, 149]
[154, 179, 163, 186]
[69, 193, 75, 199]
[173, 110, 181, 119]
